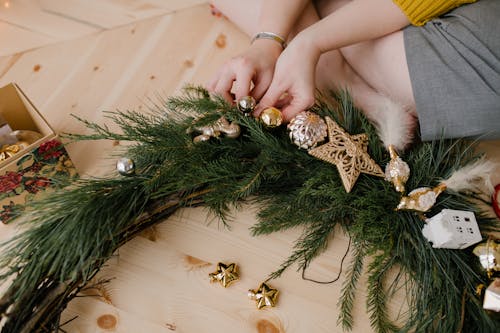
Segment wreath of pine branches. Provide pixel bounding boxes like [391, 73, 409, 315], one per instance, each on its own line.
[0, 87, 498, 333]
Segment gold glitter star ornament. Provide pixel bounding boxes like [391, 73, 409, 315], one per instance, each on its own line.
[308, 117, 384, 193]
[248, 282, 279, 309]
[208, 262, 239, 288]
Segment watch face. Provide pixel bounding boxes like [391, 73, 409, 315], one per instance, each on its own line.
[494, 184, 500, 218]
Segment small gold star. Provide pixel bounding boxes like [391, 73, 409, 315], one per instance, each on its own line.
[209, 262, 239, 287]
[248, 282, 279, 309]
[308, 117, 384, 192]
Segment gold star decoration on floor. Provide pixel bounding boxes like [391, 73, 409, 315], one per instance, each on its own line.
[248, 282, 279, 309]
[208, 262, 239, 288]
[308, 117, 384, 193]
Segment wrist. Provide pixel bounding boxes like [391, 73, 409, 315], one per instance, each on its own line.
[292, 31, 321, 62]
[250, 38, 283, 58]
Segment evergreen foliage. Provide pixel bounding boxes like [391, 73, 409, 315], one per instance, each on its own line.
[0, 86, 498, 332]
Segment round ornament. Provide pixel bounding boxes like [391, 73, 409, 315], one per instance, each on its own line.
[259, 107, 283, 127]
[237, 96, 256, 116]
[287, 111, 327, 150]
[473, 238, 499, 276]
[116, 157, 136, 176]
[493, 183, 500, 219]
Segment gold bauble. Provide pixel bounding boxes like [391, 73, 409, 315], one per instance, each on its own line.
[237, 96, 256, 116]
[473, 238, 499, 277]
[259, 107, 283, 127]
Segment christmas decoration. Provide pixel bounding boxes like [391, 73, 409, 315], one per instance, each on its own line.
[494, 184, 500, 218]
[308, 116, 384, 193]
[0, 87, 498, 333]
[483, 278, 500, 312]
[209, 262, 240, 288]
[237, 96, 256, 116]
[384, 144, 410, 193]
[259, 107, 283, 127]
[473, 238, 499, 277]
[0, 143, 24, 161]
[248, 282, 279, 309]
[398, 159, 496, 212]
[422, 209, 482, 249]
[287, 111, 327, 150]
[397, 184, 446, 212]
[191, 116, 241, 142]
[116, 157, 135, 176]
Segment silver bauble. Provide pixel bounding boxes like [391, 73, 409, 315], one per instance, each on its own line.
[116, 157, 135, 176]
[287, 111, 327, 149]
[237, 96, 256, 116]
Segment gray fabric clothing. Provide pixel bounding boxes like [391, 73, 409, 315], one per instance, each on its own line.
[404, 0, 500, 141]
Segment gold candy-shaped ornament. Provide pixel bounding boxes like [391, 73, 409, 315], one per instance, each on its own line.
[385, 144, 410, 193]
[191, 116, 241, 143]
[0, 130, 43, 162]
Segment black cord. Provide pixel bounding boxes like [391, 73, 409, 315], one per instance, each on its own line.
[301, 235, 352, 284]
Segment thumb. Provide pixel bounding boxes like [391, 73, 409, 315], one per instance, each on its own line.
[254, 84, 284, 117]
[280, 94, 315, 122]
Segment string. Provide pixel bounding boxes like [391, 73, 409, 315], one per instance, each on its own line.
[301, 235, 352, 284]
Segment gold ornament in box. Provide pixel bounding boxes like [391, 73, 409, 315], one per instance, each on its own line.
[0, 83, 78, 224]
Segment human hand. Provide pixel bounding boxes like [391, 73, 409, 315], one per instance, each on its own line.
[256, 32, 321, 122]
[207, 39, 282, 103]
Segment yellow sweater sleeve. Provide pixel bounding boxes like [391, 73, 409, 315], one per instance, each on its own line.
[392, 0, 478, 26]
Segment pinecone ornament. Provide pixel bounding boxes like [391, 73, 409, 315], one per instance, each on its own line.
[288, 111, 328, 150]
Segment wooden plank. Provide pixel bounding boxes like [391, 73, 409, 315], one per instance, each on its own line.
[0, 4, 248, 176]
[0, 2, 497, 333]
[0, 0, 97, 40]
[0, 21, 55, 56]
[39, 0, 205, 30]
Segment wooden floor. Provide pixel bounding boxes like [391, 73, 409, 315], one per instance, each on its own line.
[0, 1, 499, 332]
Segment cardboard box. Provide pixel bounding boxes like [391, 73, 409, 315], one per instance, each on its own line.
[0, 83, 77, 223]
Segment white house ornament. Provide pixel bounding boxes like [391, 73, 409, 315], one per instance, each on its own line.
[237, 96, 256, 116]
[308, 117, 384, 193]
[116, 157, 136, 176]
[287, 111, 328, 150]
[422, 209, 482, 249]
[209, 262, 240, 288]
[483, 278, 500, 312]
[248, 282, 279, 309]
[385, 144, 410, 193]
[191, 116, 241, 143]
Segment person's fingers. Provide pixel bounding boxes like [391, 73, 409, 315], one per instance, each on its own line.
[206, 68, 222, 92]
[280, 93, 315, 122]
[214, 71, 236, 103]
[254, 82, 285, 117]
[232, 67, 254, 101]
[251, 71, 273, 101]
